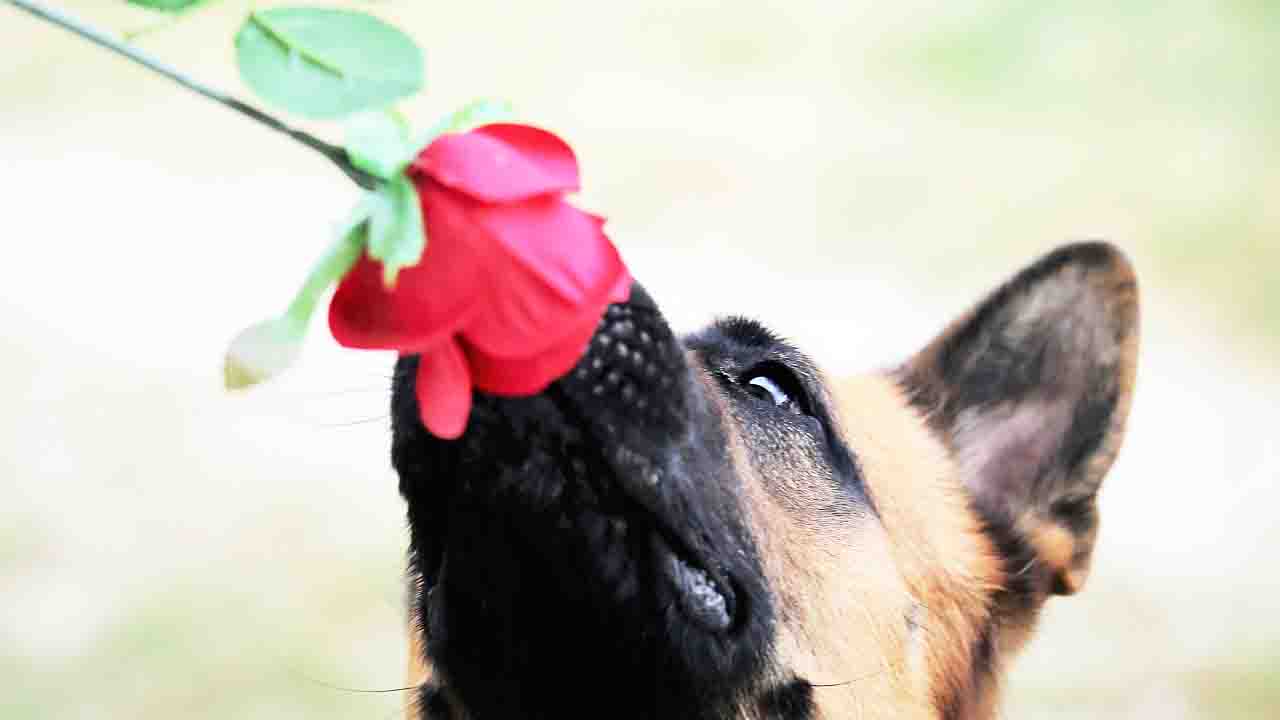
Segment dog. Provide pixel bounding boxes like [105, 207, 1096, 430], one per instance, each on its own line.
[389, 242, 1140, 719]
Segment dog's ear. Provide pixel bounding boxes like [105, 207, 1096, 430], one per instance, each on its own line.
[898, 242, 1139, 598]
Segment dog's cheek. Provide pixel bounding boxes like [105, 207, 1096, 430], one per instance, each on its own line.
[711, 395, 920, 719]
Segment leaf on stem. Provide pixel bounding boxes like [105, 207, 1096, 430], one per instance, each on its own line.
[234, 7, 424, 120]
[365, 174, 426, 287]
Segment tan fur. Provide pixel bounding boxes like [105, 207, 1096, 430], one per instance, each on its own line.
[1025, 522, 1077, 594]
[697, 367, 1005, 719]
[406, 596, 429, 720]
[711, 372, 921, 719]
[830, 376, 1002, 719]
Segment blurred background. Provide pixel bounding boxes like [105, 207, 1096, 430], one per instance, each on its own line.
[2, 1, 1277, 718]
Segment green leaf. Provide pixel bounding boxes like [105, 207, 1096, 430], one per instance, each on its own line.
[345, 110, 415, 180]
[126, 0, 204, 11]
[234, 7, 424, 120]
[365, 174, 425, 287]
[225, 217, 367, 390]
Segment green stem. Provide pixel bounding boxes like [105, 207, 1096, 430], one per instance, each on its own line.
[3, 0, 379, 190]
[283, 219, 366, 328]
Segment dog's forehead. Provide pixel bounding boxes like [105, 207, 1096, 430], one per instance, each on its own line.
[683, 316, 837, 409]
[685, 317, 812, 370]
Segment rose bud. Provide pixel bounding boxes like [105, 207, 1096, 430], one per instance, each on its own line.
[329, 124, 630, 439]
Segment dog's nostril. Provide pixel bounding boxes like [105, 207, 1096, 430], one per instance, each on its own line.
[553, 281, 688, 429]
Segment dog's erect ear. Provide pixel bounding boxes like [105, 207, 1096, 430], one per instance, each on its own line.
[898, 242, 1139, 597]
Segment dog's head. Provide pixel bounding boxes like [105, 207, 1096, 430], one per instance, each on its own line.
[391, 242, 1139, 719]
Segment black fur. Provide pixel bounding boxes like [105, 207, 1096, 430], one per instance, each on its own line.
[757, 679, 816, 720]
[418, 685, 452, 719]
[393, 286, 797, 719]
[905, 242, 1120, 424]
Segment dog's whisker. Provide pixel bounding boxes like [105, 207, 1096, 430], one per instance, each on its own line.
[809, 659, 903, 688]
[316, 414, 391, 428]
[297, 674, 419, 694]
[283, 387, 394, 397]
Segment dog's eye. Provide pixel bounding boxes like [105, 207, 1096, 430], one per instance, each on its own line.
[741, 364, 808, 416]
[746, 376, 790, 406]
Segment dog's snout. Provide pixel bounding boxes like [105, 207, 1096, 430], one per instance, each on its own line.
[392, 278, 771, 717]
[555, 283, 691, 437]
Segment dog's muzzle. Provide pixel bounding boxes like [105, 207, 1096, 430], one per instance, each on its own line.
[391, 281, 770, 716]
[551, 284, 737, 630]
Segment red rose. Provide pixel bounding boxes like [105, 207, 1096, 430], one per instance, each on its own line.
[328, 124, 631, 439]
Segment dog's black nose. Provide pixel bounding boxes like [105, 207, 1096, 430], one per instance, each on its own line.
[551, 282, 692, 445]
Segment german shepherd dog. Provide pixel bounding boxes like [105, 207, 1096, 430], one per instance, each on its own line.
[391, 242, 1140, 719]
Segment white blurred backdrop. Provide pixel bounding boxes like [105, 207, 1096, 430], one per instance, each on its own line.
[3, 2, 1277, 718]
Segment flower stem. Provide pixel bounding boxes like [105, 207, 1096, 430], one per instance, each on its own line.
[4, 0, 379, 190]
[283, 218, 367, 328]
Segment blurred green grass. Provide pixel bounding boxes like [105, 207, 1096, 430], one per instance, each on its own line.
[896, 0, 1280, 351]
[1192, 658, 1280, 720]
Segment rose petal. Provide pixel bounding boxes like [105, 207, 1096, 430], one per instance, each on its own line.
[460, 266, 573, 357]
[607, 267, 633, 304]
[476, 197, 626, 305]
[459, 200, 628, 357]
[481, 199, 619, 303]
[464, 315, 599, 396]
[329, 184, 489, 352]
[582, 211, 633, 304]
[415, 339, 473, 439]
[413, 124, 579, 204]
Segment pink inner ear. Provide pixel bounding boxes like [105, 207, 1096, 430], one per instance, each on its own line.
[954, 398, 1073, 515]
